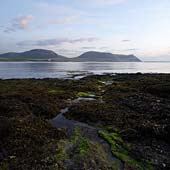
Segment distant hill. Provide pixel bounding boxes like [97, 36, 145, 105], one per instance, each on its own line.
[0, 49, 67, 61]
[0, 49, 141, 62]
[73, 51, 141, 62]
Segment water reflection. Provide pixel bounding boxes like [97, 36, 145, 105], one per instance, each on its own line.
[0, 62, 170, 79]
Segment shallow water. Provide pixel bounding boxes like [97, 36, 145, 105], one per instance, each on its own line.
[50, 107, 122, 166]
[1, 61, 170, 79]
[50, 107, 98, 131]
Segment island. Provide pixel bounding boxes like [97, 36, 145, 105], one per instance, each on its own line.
[0, 49, 141, 62]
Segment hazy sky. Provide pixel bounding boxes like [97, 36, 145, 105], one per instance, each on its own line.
[1, 0, 170, 60]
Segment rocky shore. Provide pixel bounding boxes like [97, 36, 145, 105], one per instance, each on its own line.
[0, 73, 170, 170]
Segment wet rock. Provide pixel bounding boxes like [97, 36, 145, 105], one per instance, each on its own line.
[0, 152, 3, 161]
[120, 128, 138, 141]
[0, 148, 7, 162]
[0, 116, 11, 138]
[0, 74, 170, 169]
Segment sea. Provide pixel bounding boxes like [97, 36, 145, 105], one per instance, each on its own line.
[0, 61, 170, 79]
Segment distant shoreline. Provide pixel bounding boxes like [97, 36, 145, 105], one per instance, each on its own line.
[0, 49, 141, 62]
[0, 60, 142, 62]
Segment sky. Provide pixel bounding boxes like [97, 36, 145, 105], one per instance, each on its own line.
[1, 0, 170, 60]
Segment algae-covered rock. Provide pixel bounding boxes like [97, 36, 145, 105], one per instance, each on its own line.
[99, 130, 154, 170]
[53, 126, 122, 170]
[0, 74, 170, 169]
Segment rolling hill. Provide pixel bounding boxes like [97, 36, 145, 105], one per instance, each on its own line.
[73, 51, 141, 62]
[0, 49, 141, 62]
[0, 49, 66, 61]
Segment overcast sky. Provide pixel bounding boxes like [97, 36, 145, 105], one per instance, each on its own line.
[1, 0, 170, 60]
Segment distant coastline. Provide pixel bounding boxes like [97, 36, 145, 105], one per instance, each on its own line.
[0, 49, 141, 62]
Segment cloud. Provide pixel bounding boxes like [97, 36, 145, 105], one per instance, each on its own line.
[17, 37, 99, 47]
[4, 27, 15, 33]
[122, 39, 131, 42]
[36, 2, 108, 28]
[37, 2, 93, 26]
[57, 49, 83, 56]
[48, 16, 78, 25]
[37, 15, 78, 29]
[79, 0, 127, 5]
[99, 46, 109, 50]
[96, 0, 127, 4]
[123, 48, 138, 51]
[4, 15, 33, 33]
[81, 47, 97, 50]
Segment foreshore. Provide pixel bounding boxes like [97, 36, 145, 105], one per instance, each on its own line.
[0, 73, 170, 170]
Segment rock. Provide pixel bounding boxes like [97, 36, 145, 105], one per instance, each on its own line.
[162, 163, 166, 167]
[0, 116, 11, 138]
[120, 128, 138, 140]
[0, 152, 4, 161]
[0, 149, 7, 162]
[9, 155, 16, 159]
[156, 100, 161, 103]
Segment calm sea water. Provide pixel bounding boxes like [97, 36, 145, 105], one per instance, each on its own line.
[0, 62, 170, 79]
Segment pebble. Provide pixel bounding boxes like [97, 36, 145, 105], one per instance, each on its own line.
[162, 163, 166, 167]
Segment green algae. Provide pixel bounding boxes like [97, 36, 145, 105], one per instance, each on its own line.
[76, 137, 89, 155]
[99, 130, 153, 170]
[54, 152, 67, 159]
[110, 132, 123, 143]
[0, 161, 9, 170]
[77, 91, 95, 97]
[54, 126, 90, 161]
[0, 75, 169, 169]
[71, 126, 90, 155]
[48, 89, 65, 94]
[54, 140, 68, 160]
[70, 126, 81, 143]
